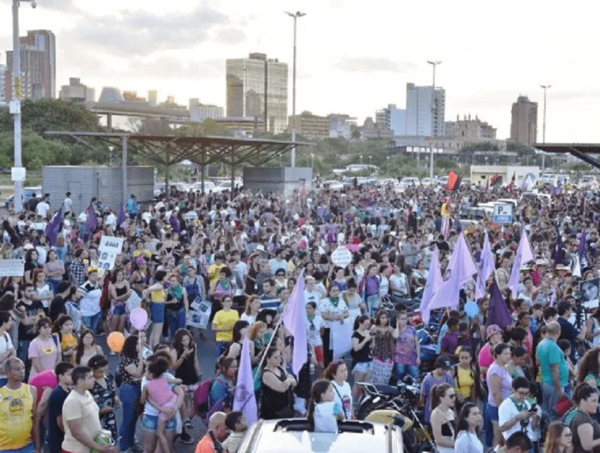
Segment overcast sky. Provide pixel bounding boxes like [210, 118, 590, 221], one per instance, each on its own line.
[0, 0, 598, 143]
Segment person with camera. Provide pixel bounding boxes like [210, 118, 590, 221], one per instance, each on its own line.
[499, 377, 539, 445]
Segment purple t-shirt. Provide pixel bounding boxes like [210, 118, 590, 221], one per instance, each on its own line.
[394, 325, 417, 366]
[486, 362, 512, 407]
[440, 332, 458, 356]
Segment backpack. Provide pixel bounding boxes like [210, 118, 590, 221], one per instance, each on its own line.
[194, 378, 216, 417]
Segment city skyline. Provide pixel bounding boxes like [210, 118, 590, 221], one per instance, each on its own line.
[0, 0, 597, 142]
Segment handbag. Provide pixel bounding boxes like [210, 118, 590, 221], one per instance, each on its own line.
[555, 396, 572, 415]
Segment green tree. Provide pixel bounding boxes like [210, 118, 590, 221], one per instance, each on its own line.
[0, 130, 70, 170]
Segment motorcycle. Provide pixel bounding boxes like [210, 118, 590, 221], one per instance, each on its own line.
[356, 381, 436, 453]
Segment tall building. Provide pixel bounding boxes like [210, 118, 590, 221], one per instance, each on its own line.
[445, 114, 496, 140]
[6, 30, 56, 99]
[405, 83, 445, 137]
[59, 77, 95, 102]
[0, 64, 6, 105]
[510, 95, 538, 146]
[376, 104, 406, 136]
[98, 87, 123, 103]
[226, 53, 288, 133]
[329, 114, 355, 139]
[189, 99, 224, 122]
[148, 90, 158, 106]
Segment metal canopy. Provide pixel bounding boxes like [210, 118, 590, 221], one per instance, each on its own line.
[44, 131, 309, 199]
[535, 143, 600, 170]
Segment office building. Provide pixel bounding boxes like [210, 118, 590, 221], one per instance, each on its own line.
[288, 111, 330, 140]
[360, 117, 394, 140]
[123, 91, 146, 102]
[98, 87, 123, 103]
[59, 77, 95, 102]
[329, 114, 355, 139]
[6, 30, 56, 99]
[0, 64, 7, 105]
[226, 53, 288, 133]
[510, 95, 538, 146]
[189, 100, 224, 122]
[405, 83, 445, 137]
[445, 114, 496, 140]
[148, 90, 158, 106]
[376, 104, 406, 136]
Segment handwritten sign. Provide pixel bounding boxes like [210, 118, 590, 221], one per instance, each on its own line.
[98, 236, 124, 272]
[331, 246, 353, 268]
[0, 259, 24, 277]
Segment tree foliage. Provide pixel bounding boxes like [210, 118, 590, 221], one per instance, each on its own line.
[0, 130, 70, 170]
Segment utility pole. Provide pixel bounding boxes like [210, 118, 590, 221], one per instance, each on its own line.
[286, 11, 305, 168]
[428, 61, 442, 182]
[540, 85, 551, 169]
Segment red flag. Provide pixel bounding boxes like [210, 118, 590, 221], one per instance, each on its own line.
[448, 171, 460, 191]
[490, 174, 499, 185]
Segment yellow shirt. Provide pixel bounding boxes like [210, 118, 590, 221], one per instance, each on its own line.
[208, 264, 226, 287]
[60, 333, 78, 364]
[0, 384, 34, 450]
[62, 390, 102, 453]
[151, 288, 166, 303]
[213, 310, 239, 342]
[455, 366, 474, 399]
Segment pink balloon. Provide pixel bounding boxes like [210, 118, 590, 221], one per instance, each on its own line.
[129, 307, 148, 331]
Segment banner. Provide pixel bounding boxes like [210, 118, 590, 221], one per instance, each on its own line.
[97, 236, 125, 272]
[0, 259, 25, 277]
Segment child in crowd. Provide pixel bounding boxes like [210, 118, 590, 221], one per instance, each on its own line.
[222, 411, 248, 453]
[307, 379, 339, 433]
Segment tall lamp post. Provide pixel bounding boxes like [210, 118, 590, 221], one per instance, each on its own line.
[11, 0, 36, 213]
[360, 154, 363, 165]
[540, 84, 551, 169]
[286, 11, 305, 168]
[427, 60, 441, 182]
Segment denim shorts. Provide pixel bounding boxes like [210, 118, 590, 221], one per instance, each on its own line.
[141, 413, 177, 433]
[488, 404, 499, 421]
[150, 303, 165, 323]
[113, 304, 126, 316]
[353, 361, 372, 374]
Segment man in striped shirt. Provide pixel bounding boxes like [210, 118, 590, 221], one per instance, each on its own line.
[259, 279, 281, 312]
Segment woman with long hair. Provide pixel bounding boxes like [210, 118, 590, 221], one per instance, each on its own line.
[454, 402, 483, 453]
[241, 295, 260, 324]
[306, 379, 338, 432]
[109, 267, 131, 337]
[260, 347, 297, 419]
[210, 356, 238, 413]
[75, 328, 103, 366]
[588, 309, 600, 350]
[351, 315, 372, 399]
[32, 268, 53, 313]
[569, 384, 600, 453]
[371, 309, 395, 385]
[24, 249, 42, 284]
[171, 328, 200, 429]
[578, 347, 600, 389]
[486, 342, 512, 448]
[43, 249, 65, 295]
[165, 274, 188, 340]
[320, 285, 349, 368]
[430, 383, 457, 453]
[52, 314, 77, 364]
[324, 360, 353, 421]
[89, 354, 120, 441]
[226, 320, 252, 364]
[117, 335, 145, 453]
[143, 270, 168, 348]
[544, 422, 573, 453]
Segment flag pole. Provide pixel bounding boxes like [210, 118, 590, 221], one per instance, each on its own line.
[254, 270, 305, 373]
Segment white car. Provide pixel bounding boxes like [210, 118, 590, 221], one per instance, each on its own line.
[438, 176, 449, 186]
[190, 181, 217, 192]
[421, 177, 432, 187]
[323, 180, 344, 191]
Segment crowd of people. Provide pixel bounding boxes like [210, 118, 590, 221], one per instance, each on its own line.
[0, 177, 599, 453]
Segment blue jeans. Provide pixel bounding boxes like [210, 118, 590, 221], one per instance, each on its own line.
[166, 308, 186, 339]
[18, 339, 32, 381]
[82, 312, 101, 333]
[119, 383, 141, 451]
[53, 246, 68, 262]
[393, 363, 419, 381]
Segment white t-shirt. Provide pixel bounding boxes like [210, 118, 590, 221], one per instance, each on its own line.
[498, 397, 536, 440]
[389, 273, 409, 296]
[304, 290, 322, 307]
[306, 315, 324, 347]
[314, 401, 338, 432]
[0, 332, 14, 379]
[378, 276, 390, 298]
[36, 201, 50, 218]
[331, 380, 353, 420]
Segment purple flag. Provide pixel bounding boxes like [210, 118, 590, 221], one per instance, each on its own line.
[487, 280, 512, 329]
[232, 334, 258, 427]
[508, 228, 534, 299]
[117, 202, 126, 229]
[282, 272, 307, 376]
[44, 207, 63, 246]
[84, 203, 99, 237]
[476, 232, 496, 300]
[419, 247, 443, 325]
[428, 233, 478, 311]
[579, 231, 588, 268]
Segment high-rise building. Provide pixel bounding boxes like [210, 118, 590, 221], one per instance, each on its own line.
[189, 99, 224, 122]
[98, 87, 123, 103]
[376, 104, 406, 136]
[510, 95, 538, 146]
[0, 64, 6, 105]
[445, 114, 496, 140]
[226, 53, 288, 133]
[6, 30, 56, 99]
[405, 83, 445, 137]
[148, 90, 158, 106]
[59, 77, 95, 102]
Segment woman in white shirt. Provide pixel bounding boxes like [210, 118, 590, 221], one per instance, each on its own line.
[454, 403, 483, 453]
[411, 260, 429, 290]
[389, 264, 410, 302]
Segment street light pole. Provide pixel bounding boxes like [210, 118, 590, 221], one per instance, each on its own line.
[427, 60, 441, 182]
[12, 0, 24, 213]
[286, 11, 305, 168]
[540, 84, 551, 169]
[360, 154, 363, 165]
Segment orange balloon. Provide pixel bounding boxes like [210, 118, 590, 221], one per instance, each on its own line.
[107, 332, 125, 353]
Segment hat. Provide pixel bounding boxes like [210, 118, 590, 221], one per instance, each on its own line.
[434, 355, 451, 370]
[555, 264, 571, 272]
[535, 259, 548, 266]
[486, 324, 502, 339]
[87, 266, 99, 274]
[256, 245, 265, 252]
[23, 244, 34, 250]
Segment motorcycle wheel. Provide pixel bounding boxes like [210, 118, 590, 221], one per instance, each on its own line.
[402, 431, 416, 453]
[356, 397, 379, 420]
